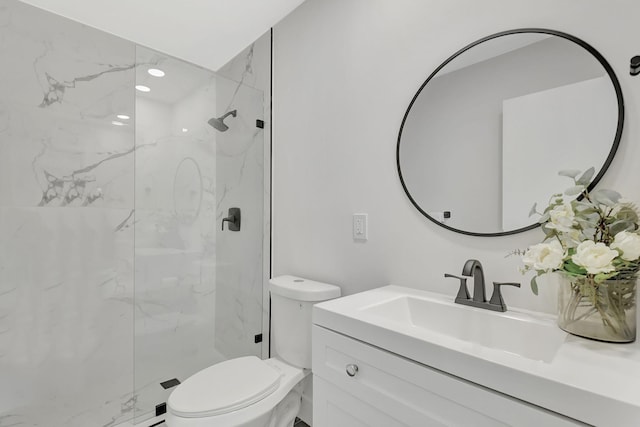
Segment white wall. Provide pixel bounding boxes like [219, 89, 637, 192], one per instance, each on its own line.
[271, 0, 640, 314]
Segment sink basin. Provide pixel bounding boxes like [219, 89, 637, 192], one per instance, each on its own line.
[360, 293, 566, 362]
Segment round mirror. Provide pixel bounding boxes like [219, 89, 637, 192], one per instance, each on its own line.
[397, 29, 623, 236]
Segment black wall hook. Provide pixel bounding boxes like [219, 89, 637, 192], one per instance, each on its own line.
[631, 56, 640, 76]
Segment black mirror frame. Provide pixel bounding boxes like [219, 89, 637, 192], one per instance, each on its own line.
[396, 28, 624, 237]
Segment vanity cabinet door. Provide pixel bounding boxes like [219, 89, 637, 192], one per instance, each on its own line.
[312, 325, 585, 427]
[314, 376, 409, 427]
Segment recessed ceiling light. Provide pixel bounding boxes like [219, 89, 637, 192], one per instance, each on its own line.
[135, 85, 151, 92]
[112, 121, 125, 126]
[116, 114, 130, 120]
[182, 128, 188, 133]
[148, 68, 165, 77]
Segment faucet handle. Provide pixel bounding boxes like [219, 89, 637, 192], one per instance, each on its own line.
[444, 273, 470, 303]
[489, 282, 521, 312]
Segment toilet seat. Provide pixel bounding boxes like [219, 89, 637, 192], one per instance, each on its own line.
[166, 357, 308, 427]
[168, 356, 281, 418]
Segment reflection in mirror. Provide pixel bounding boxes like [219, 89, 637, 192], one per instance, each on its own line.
[398, 30, 622, 236]
[173, 157, 203, 224]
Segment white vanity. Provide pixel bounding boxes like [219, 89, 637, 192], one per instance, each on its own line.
[312, 286, 640, 427]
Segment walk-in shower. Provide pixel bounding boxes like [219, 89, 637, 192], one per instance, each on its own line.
[0, 1, 266, 426]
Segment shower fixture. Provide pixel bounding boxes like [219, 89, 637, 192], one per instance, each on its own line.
[208, 110, 237, 132]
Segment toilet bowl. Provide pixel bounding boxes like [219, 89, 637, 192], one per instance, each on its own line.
[165, 276, 341, 427]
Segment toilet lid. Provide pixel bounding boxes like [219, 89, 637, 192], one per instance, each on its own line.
[168, 356, 282, 418]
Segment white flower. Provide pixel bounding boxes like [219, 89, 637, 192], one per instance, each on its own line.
[522, 241, 566, 272]
[546, 202, 576, 232]
[571, 241, 618, 274]
[611, 231, 640, 261]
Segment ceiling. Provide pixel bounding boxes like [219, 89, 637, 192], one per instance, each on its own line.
[135, 46, 215, 105]
[18, 0, 307, 71]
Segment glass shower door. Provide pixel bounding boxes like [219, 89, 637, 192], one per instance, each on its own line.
[133, 46, 265, 423]
[213, 72, 266, 362]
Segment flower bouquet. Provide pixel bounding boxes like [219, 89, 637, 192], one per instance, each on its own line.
[521, 168, 639, 342]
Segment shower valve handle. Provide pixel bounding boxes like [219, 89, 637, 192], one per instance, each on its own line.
[221, 215, 234, 230]
[221, 207, 241, 231]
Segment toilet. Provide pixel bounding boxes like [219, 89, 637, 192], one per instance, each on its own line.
[165, 275, 341, 427]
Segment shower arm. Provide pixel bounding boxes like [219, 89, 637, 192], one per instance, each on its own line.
[220, 110, 237, 120]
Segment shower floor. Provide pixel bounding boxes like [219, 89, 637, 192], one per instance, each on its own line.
[115, 413, 165, 427]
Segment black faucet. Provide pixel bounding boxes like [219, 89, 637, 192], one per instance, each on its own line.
[445, 259, 520, 312]
[462, 259, 486, 303]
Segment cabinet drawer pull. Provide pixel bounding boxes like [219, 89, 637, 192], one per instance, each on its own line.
[346, 364, 359, 377]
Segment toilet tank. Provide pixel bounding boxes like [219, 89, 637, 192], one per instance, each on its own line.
[270, 275, 341, 369]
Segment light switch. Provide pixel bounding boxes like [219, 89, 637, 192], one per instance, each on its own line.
[353, 213, 368, 241]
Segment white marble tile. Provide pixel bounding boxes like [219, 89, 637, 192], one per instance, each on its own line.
[0, 107, 136, 209]
[0, 207, 135, 427]
[218, 31, 272, 93]
[0, 1, 136, 426]
[0, 1, 136, 210]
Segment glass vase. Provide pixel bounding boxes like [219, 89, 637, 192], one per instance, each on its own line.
[557, 273, 636, 343]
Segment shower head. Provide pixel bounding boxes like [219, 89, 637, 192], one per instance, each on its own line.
[208, 110, 237, 132]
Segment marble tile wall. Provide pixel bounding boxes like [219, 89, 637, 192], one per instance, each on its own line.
[0, 1, 136, 426]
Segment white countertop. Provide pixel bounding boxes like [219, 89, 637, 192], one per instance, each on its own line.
[313, 285, 640, 427]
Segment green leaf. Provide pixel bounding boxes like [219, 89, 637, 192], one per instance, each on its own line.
[573, 201, 596, 213]
[576, 214, 598, 226]
[565, 185, 585, 196]
[581, 209, 599, 217]
[610, 220, 635, 236]
[616, 205, 639, 222]
[576, 167, 596, 186]
[591, 189, 621, 206]
[564, 259, 588, 275]
[558, 169, 581, 179]
[530, 276, 539, 295]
